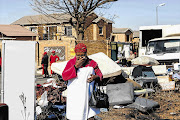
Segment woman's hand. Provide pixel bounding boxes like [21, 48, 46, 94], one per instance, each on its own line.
[75, 56, 87, 68]
[87, 74, 99, 83]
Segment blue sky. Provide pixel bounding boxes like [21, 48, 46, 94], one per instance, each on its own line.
[1, 0, 180, 31]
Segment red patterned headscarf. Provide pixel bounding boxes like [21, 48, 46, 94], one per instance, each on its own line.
[75, 43, 87, 53]
[52, 50, 55, 53]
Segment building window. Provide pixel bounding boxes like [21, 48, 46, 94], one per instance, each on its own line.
[99, 27, 103, 35]
[111, 36, 115, 42]
[43, 26, 57, 40]
[126, 35, 129, 42]
[30, 27, 37, 33]
[65, 26, 72, 36]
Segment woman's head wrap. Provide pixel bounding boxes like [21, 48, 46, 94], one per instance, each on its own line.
[75, 43, 87, 53]
[52, 50, 55, 53]
[43, 52, 47, 55]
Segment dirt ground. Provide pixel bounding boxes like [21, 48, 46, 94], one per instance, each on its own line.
[98, 90, 180, 120]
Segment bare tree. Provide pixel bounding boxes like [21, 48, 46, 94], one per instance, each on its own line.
[31, 0, 117, 40]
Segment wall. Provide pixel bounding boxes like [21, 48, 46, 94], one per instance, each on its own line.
[133, 37, 140, 43]
[11, 36, 37, 41]
[37, 39, 111, 66]
[111, 31, 133, 43]
[37, 40, 76, 66]
[112, 33, 126, 42]
[96, 19, 107, 40]
[84, 24, 94, 40]
[76, 40, 111, 58]
[84, 13, 98, 40]
[106, 23, 112, 39]
[126, 30, 133, 42]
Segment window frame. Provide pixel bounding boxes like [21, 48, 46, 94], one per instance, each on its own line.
[64, 26, 72, 36]
[99, 27, 103, 35]
[29, 27, 37, 33]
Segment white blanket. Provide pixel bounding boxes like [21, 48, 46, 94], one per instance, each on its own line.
[66, 67, 100, 120]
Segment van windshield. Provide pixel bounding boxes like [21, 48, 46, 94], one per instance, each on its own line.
[146, 39, 180, 54]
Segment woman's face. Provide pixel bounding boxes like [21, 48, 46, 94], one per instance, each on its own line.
[76, 52, 87, 60]
[130, 51, 133, 55]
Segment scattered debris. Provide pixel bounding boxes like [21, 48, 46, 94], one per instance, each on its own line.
[37, 52, 180, 119]
[131, 56, 159, 66]
[159, 81, 175, 91]
[132, 65, 158, 87]
[134, 89, 155, 96]
[35, 79, 67, 120]
[113, 105, 125, 109]
[127, 97, 159, 112]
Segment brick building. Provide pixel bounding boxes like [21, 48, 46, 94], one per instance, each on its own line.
[111, 28, 133, 42]
[11, 12, 113, 41]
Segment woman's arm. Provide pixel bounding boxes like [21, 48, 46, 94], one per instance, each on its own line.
[62, 59, 77, 81]
[87, 60, 103, 83]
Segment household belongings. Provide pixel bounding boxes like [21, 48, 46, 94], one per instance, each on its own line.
[159, 81, 175, 91]
[174, 63, 180, 71]
[35, 82, 67, 119]
[126, 78, 142, 89]
[157, 75, 176, 91]
[89, 83, 109, 108]
[107, 83, 134, 105]
[42, 78, 62, 88]
[131, 56, 159, 66]
[132, 65, 158, 87]
[127, 97, 159, 112]
[134, 89, 155, 96]
[51, 52, 121, 78]
[152, 65, 167, 75]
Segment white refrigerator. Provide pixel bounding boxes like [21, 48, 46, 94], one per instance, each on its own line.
[1, 40, 36, 120]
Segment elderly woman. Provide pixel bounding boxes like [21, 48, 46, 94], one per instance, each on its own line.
[62, 43, 103, 120]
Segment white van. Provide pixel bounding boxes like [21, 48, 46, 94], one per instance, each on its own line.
[145, 36, 180, 65]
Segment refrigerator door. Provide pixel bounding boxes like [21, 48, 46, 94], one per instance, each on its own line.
[1, 40, 36, 120]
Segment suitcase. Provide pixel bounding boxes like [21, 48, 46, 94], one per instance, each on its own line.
[107, 83, 134, 105]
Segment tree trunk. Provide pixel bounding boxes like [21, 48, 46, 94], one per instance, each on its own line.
[77, 32, 84, 40]
[76, 25, 84, 40]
